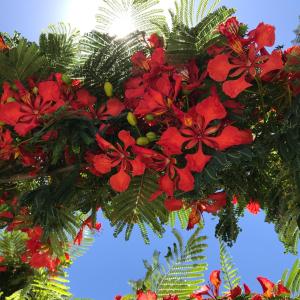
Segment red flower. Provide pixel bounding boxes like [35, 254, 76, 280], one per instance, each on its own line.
[164, 198, 183, 212]
[133, 146, 194, 202]
[190, 285, 210, 299]
[208, 23, 283, 98]
[246, 200, 260, 214]
[92, 130, 145, 192]
[276, 282, 290, 296]
[137, 290, 157, 300]
[0, 80, 65, 136]
[251, 295, 262, 300]
[163, 295, 179, 300]
[115, 296, 123, 300]
[159, 94, 253, 172]
[0, 256, 5, 263]
[74, 215, 101, 245]
[244, 283, 251, 295]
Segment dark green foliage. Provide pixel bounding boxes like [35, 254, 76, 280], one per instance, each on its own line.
[76, 32, 144, 97]
[103, 171, 169, 244]
[39, 23, 80, 74]
[0, 40, 46, 84]
[128, 228, 208, 300]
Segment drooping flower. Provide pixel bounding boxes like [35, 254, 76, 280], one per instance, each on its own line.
[92, 130, 145, 192]
[74, 215, 101, 245]
[257, 277, 274, 298]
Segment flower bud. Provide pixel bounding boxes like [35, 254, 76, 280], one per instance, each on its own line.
[127, 112, 137, 126]
[145, 114, 154, 121]
[136, 137, 149, 146]
[32, 87, 39, 95]
[104, 81, 113, 97]
[7, 97, 15, 103]
[146, 131, 157, 142]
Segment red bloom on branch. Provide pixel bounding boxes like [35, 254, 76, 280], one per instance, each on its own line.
[74, 215, 101, 245]
[0, 80, 65, 136]
[133, 146, 194, 205]
[187, 192, 227, 230]
[92, 130, 145, 192]
[257, 277, 275, 298]
[163, 295, 179, 300]
[159, 94, 253, 172]
[137, 290, 157, 300]
[246, 200, 260, 214]
[208, 22, 283, 98]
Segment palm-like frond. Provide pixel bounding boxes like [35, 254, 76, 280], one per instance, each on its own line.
[76, 31, 144, 97]
[104, 171, 168, 244]
[219, 240, 240, 292]
[0, 40, 46, 84]
[281, 259, 300, 298]
[39, 23, 80, 74]
[6, 270, 72, 300]
[96, 0, 166, 37]
[129, 228, 208, 299]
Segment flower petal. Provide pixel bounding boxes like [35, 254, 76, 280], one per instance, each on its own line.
[176, 166, 194, 192]
[164, 198, 183, 212]
[186, 147, 212, 172]
[208, 54, 236, 82]
[38, 81, 60, 102]
[257, 277, 275, 298]
[260, 50, 283, 78]
[157, 127, 188, 155]
[118, 130, 135, 150]
[195, 95, 227, 128]
[205, 125, 253, 151]
[104, 98, 125, 117]
[130, 156, 145, 176]
[159, 174, 174, 197]
[96, 134, 115, 151]
[93, 154, 112, 174]
[253, 23, 275, 50]
[110, 168, 131, 192]
[222, 75, 252, 98]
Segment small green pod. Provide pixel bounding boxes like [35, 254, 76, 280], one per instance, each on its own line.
[136, 137, 150, 146]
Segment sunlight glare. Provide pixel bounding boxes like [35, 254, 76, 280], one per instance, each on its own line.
[108, 12, 135, 38]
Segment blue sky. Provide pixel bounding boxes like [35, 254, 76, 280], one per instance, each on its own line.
[0, 0, 299, 299]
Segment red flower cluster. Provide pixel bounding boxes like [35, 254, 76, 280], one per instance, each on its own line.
[88, 33, 253, 212]
[208, 18, 283, 98]
[21, 226, 63, 272]
[116, 270, 290, 300]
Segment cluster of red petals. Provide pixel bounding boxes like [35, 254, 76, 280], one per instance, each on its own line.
[246, 199, 261, 214]
[0, 127, 14, 160]
[20, 226, 64, 272]
[187, 192, 227, 230]
[116, 271, 290, 300]
[90, 130, 145, 192]
[208, 18, 284, 98]
[74, 215, 101, 245]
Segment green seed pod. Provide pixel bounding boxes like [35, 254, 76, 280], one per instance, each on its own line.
[136, 137, 149, 146]
[62, 74, 72, 85]
[146, 131, 157, 142]
[182, 89, 191, 95]
[104, 81, 113, 97]
[32, 87, 39, 95]
[7, 97, 16, 103]
[0, 121, 5, 126]
[127, 112, 137, 126]
[145, 114, 155, 121]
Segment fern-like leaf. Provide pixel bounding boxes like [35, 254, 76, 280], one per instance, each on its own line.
[104, 171, 169, 244]
[281, 259, 300, 298]
[219, 240, 240, 292]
